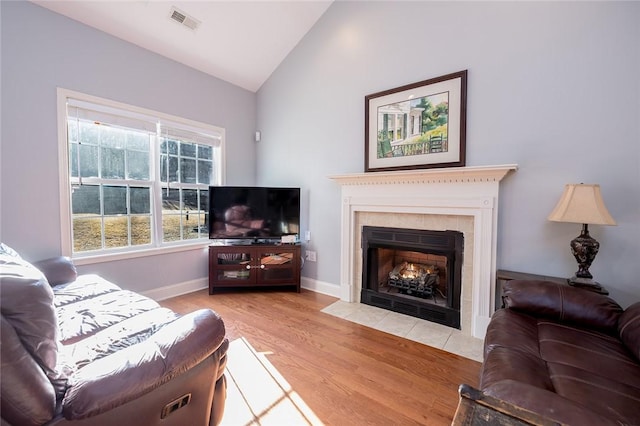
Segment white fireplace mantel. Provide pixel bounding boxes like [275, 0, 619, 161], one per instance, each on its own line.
[330, 164, 517, 339]
[329, 164, 516, 186]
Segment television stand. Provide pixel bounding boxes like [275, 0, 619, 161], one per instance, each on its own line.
[208, 243, 301, 294]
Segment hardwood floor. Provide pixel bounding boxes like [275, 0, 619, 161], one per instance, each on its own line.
[161, 288, 481, 426]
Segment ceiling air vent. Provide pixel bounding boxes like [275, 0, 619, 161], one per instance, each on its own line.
[169, 6, 200, 31]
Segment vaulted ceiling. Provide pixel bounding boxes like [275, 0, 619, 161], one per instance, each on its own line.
[32, 1, 333, 92]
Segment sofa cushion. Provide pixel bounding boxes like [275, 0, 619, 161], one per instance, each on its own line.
[52, 273, 180, 377]
[547, 361, 640, 424]
[537, 320, 640, 388]
[503, 280, 623, 334]
[481, 346, 553, 391]
[0, 255, 60, 378]
[53, 273, 121, 308]
[54, 279, 163, 345]
[58, 307, 179, 375]
[619, 301, 640, 361]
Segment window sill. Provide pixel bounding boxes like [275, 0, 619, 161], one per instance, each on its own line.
[72, 240, 211, 266]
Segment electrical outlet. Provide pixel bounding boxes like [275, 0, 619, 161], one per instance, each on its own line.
[305, 250, 317, 262]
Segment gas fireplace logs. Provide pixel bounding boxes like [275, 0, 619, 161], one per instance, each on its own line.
[388, 262, 439, 299]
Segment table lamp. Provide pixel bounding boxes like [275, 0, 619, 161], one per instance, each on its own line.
[547, 183, 616, 291]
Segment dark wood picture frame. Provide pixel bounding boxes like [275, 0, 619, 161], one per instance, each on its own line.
[365, 70, 467, 172]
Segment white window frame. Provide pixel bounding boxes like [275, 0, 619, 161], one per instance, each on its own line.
[57, 88, 226, 265]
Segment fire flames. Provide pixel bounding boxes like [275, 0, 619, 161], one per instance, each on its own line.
[398, 262, 436, 279]
[388, 261, 440, 298]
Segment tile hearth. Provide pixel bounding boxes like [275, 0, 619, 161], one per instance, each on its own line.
[322, 300, 483, 362]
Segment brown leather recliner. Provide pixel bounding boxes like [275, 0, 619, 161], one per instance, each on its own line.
[0, 245, 228, 426]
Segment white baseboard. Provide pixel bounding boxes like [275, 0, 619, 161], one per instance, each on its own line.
[142, 277, 208, 301]
[143, 276, 341, 302]
[473, 315, 491, 340]
[301, 277, 341, 298]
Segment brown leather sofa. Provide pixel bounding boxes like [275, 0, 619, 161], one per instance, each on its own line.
[454, 279, 640, 425]
[0, 244, 228, 426]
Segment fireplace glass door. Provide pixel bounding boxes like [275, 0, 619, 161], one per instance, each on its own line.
[361, 226, 463, 329]
[373, 248, 449, 305]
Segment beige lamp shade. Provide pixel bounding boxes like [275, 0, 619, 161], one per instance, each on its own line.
[548, 184, 616, 225]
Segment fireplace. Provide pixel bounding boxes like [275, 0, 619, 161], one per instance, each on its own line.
[361, 226, 463, 328]
[330, 165, 517, 339]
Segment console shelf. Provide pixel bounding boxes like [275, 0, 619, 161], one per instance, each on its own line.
[208, 244, 301, 294]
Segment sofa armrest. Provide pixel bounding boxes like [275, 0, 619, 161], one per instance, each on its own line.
[32, 256, 77, 286]
[456, 383, 620, 426]
[503, 280, 623, 333]
[62, 309, 227, 420]
[1, 316, 57, 426]
[453, 384, 560, 426]
[480, 381, 619, 425]
[619, 301, 640, 361]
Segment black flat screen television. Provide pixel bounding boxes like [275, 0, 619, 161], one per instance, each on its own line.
[208, 186, 300, 241]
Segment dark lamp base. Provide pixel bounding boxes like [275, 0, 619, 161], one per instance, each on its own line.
[568, 276, 604, 292]
[569, 223, 601, 282]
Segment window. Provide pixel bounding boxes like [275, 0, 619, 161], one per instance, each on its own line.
[58, 89, 225, 259]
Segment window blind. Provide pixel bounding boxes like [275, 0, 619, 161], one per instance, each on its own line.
[67, 98, 222, 146]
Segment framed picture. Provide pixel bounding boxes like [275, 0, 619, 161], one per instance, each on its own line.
[365, 70, 467, 172]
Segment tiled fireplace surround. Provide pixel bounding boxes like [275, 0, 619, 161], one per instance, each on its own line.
[330, 165, 516, 339]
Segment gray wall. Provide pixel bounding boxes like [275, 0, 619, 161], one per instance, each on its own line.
[256, 1, 640, 304]
[2, 1, 639, 303]
[0, 1, 256, 292]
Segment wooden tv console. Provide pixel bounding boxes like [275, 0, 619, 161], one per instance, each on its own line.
[208, 243, 301, 294]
